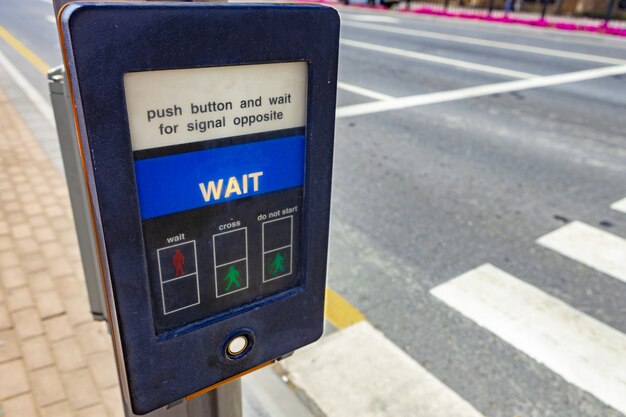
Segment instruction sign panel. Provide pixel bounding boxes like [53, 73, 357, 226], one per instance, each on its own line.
[125, 62, 307, 150]
[126, 62, 307, 333]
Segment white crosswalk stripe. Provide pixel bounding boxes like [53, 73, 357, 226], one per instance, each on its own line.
[431, 263, 626, 416]
[341, 38, 537, 79]
[279, 321, 485, 417]
[611, 197, 626, 214]
[284, 215, 626, 416]
[337, 81, 395, 101]
[536, 221, 626, 284]
[336, 64, 626, 118]
[341, 13, 401, 24]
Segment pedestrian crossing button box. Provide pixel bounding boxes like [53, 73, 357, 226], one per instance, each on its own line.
[59, 2, 339, 414]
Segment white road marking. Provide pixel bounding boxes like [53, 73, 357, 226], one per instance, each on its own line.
[337, 64, 626, 118]
[537, 221, 626, 284]
[610, 197, 626, 214]
[342, 38, 536, 79]
[337, 81, 395, 101]
[0, 49, 54, 126]
[279, 321, 485, 417]
[431, 264, 626, 416]
[46, 15, 56, 24]
[343, 21, 626, 65]
[341, 13, 401, 24]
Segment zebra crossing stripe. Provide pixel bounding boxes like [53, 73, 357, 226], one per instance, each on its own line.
[611, 198, 626, 214]
[431, 264, 626, 416]
[279, 321, 485, 417]
[340, 39, 537, 79]
[536, 221, 626, 284]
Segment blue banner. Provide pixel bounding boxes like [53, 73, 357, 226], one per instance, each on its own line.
[134, 135, 305, 219]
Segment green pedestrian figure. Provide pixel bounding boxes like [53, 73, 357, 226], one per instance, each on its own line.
[269, 252, 285, 276]
[223, 265, 241, 292]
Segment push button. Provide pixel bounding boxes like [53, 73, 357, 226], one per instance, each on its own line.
[227, 336, 248, 356]
[224, 332, 253, 360]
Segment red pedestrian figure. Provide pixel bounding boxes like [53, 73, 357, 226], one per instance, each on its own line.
[173, 249, 185, 276]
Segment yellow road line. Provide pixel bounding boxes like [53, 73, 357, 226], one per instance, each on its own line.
[325, 287, 365, 329]
[0, 25, 50, 75]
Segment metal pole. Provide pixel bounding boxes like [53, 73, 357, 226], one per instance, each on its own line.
[604, 0, 617, 24]
[540, 0, 549, 19]
[48, 67, 108, 322]
[149, 382, 243, 417]
[488, 0, 495, 16]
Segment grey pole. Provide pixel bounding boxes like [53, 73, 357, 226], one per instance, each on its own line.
[540, 0, 549, 19]
[48, 66, 107, 322]
[604, 0, 617, 24]
[144, 382, 243, 417]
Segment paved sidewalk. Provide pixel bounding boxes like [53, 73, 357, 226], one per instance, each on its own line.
[0, 86, 124, 417]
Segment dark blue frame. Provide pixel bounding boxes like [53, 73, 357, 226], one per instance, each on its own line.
[60, 2, 339, 414]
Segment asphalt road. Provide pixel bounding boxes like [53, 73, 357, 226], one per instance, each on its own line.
[1, 1, 626, 417]
[330, 9, 626, 417]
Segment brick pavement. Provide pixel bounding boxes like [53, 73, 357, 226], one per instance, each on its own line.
[0, 87, 125, 417]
